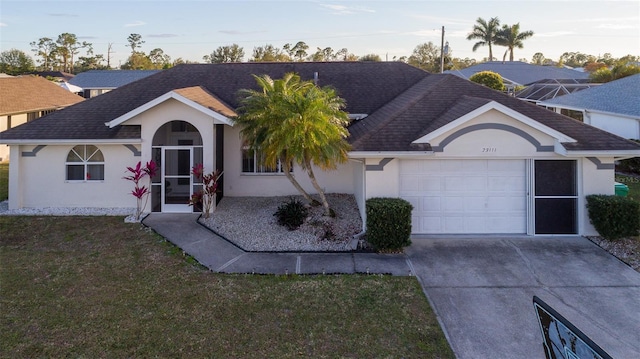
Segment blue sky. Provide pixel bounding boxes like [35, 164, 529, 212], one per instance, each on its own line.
[1, 0, 638, 67]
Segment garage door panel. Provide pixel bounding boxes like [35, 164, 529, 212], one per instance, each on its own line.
[487, 196, 526, 211]
[488, 159, 525, 171]
[445, 176, 486, 191]
[400, 159, 526, 234]
[488, 176, 525, 191]
[422, 196, 442, 212]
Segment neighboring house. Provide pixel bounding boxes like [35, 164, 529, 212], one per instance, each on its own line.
[515, 79, 598, 105]
[31, 71, 75, 82]
[445, 61, 589, 94]
[69, 70, 160, 98]
[1, 62, 639, 236]
[539, 74, 640, 140]
[0, 75, 84, 162]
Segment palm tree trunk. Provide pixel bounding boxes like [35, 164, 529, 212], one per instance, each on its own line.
[282, 158, 320, 206]
[304, 158, 331, 216]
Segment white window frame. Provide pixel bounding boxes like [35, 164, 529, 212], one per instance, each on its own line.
[241, 146, 291, 175]
[65, 145, 105, 182]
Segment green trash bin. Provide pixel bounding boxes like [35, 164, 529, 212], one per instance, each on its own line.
[615, 182, 629, 197]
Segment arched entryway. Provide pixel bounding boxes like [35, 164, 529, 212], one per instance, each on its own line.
[151, 120, 203, 213]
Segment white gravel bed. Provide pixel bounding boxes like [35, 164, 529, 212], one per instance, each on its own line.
[0, 201, 134, 217]
[200, 194, 363, 251]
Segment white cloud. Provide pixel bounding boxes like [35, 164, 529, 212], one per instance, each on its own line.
[319, 3, 375, 15]
[0, 22, 6, 27]
[535, 31, 575, 38]
[407, 14, 468, 26]
[598, 24, 638, 30]
[124, 20, 146, 27]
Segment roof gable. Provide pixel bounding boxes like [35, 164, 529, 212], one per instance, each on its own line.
[107, 86, 235, 128]
[413, 100, 576, 145]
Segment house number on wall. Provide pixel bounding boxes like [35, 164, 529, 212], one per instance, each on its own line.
[481, 147, 497, 153]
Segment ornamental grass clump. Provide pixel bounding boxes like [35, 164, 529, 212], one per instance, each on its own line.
[189, 164, 223, 219]
[274, 197, 309, 230]
[123, 161, 157, 221]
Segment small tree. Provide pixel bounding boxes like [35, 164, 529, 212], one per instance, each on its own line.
[469, 71, 505, 91]
[123, 161, 157, 221]
[236, 73, 351, 216]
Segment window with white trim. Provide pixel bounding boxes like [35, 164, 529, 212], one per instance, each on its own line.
[66, 145, 105, 181]
[241, 146, 291, 174]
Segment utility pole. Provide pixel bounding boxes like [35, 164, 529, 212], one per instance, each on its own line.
[107, 43, 114, 69]
[440, 26, 445, 73]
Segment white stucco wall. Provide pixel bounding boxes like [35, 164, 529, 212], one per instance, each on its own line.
[351, 159, 366, 229]
[9, 144, 140, 209]
[580, 157, 616, 236]
[1, 113, 29, 162]
[122, 98, 217, 172]
[223, 125, 354, 197]
[586, 112, 639, 140]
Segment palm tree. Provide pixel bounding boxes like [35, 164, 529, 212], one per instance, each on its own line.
[496, 23, 534, 62]
[236, 73, 351, 216]
[466, 17, 501, 61]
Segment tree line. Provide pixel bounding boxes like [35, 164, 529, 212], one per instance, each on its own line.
[1, 28, 638, 83]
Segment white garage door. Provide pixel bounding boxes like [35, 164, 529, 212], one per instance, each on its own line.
[400, 159, 527, 234]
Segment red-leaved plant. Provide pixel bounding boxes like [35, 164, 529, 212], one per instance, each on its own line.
[189, 164, 222, 219]
[123, 160, 157, 221]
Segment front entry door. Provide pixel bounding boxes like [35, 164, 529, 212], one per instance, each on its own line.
[162, 147, 193, 213]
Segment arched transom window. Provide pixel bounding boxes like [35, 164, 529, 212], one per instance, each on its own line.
[66, 145, 105, 181]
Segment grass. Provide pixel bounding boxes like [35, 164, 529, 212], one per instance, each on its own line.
[0, 216, 454, 358]
[0, 162, 7, 201]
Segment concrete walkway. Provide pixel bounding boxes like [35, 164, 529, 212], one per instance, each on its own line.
[142, 213, 412, 276]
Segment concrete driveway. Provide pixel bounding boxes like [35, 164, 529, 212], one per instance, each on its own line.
[405, 235, 640, 359]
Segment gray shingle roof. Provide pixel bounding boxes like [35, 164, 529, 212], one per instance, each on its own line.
[539, 74, 640, 118]
[1, 62, 637, 153]
[349, 74, 640, 152]
[445, 61, 589, 86]
[69, 70, 160, 89]
[0, 62, 427, 141]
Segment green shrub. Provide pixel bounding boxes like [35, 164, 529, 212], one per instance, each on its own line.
[274, 197, 308, 230]
[365, 198, 413, 251]
[469, 70, 505, 91]
[586, 194, 640, 240]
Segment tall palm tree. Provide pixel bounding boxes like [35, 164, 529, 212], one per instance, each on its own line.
[466, 17, 501, 61]
[496, 23, 534, 62]
[236, 73, 351, 215]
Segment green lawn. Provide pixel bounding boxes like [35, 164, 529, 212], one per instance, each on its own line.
[0, 216, 453, 358]
[0, 162, 7, 201]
